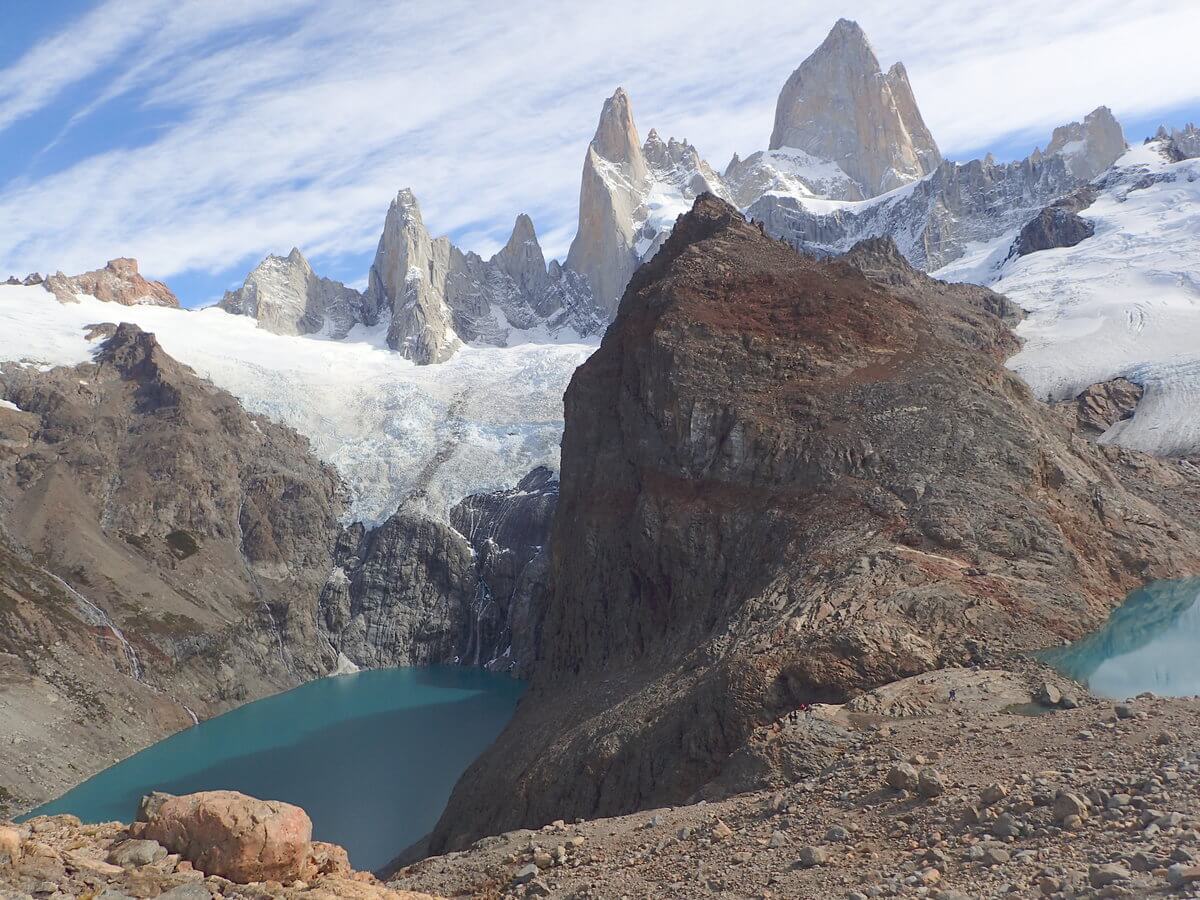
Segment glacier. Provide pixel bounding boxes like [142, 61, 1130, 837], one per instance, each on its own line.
[0, 284, 594, 525]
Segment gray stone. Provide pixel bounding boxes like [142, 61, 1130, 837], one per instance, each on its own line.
[1088, 863, 1130, 887]
[107, 839, 167, 868]
[917, 766, 946, 798]
[1036, 682, 1062, 706]
[1053, 792, 1089, 823]
[512, 862, 540, 885]
[886, 763, 918, 791]
[795, 846, 828, 868]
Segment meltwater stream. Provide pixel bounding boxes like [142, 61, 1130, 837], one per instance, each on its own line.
[23, 667, 523, 871]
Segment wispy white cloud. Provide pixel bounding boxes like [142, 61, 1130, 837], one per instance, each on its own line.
[1, 0, 1197, 291]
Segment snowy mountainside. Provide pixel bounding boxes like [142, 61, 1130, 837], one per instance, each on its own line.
[942, 142, 1200, 457]
[0, 284, 593, 524]
[745, 107, 1125, 272]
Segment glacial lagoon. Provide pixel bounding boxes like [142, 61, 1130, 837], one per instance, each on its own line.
[23, 667, 524, 871]
[1042, 577, 1200, 699]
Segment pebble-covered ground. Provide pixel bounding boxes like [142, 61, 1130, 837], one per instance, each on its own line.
[390, 678, 1200, 899]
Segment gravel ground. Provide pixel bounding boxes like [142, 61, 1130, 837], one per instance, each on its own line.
[390, 673, 1200, 899]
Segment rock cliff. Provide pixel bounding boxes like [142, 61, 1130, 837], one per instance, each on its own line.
[320, 468, 557, 675]
[1043, 106, 1127, 182]
[427, 195, 1200, 850]
[768, 19, 941, 197]
[564, 89, 732, 317]
[219, 248, 371, 338]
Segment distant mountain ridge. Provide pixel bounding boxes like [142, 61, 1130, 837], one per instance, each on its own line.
[190, 18, 1131, 366]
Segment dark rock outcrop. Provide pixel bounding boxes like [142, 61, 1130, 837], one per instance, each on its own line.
[1069, 377, 1145, 435]
[321, 468, 557, 674]
[1011, 186, 1099, 258]
[426, 195, 1200, 851]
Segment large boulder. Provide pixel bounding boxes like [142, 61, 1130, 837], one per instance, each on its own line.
[139, 791, 312, 883]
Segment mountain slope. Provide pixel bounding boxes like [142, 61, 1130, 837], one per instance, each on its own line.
[954, 142, 1200, 457]
[427, 195, 1200, 851]
[0, 323, 343, 812]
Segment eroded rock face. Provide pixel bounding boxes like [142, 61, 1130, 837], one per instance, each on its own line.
[140, 791, 311, 884]
[43, 258, 179, 307]
[321, 468, 558, 673]
[1070, 377, 1145, 435]
[219, 248, 371, 338]
[427, 195, 1200, 851]
[768, 19, 941, 197]
[1044, 107, 1127, 182]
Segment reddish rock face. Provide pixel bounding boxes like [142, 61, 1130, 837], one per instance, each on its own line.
[44, 257, 179, 307]
[141, 791, 312, 884]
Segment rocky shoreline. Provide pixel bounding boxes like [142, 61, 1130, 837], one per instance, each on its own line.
[1, 790, 441, 900]
[389, 668, 1200, 899]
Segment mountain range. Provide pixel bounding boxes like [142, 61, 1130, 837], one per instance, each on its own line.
[1, 17, 1200, 888]
[191, 19, 1132, 367]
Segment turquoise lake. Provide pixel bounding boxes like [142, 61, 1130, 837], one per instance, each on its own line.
[23, 667, 524, 872]
[1042, 577, 1200, 698]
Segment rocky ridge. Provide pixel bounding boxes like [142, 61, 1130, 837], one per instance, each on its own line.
[425, 194, 1200, 853]
[219, 248, 371, 339]
[748, 106, 1125, 272]
[1155, 123, 1200, 162]
[365, 191, 603, 364]
[42, 258, 179, 308]
[563, 22, 1128, 311]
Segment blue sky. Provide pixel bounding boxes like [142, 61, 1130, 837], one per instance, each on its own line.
[2, 0, 1198, 308]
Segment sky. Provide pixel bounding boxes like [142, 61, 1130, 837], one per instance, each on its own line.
[1, 0, 1199, 308]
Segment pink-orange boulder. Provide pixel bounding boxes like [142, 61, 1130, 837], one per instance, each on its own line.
[140, 790, 311, 883]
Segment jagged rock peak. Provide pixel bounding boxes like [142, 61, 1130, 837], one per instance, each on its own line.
[1043, 106, 1127, 180]
[768, 18, 942, 197]
[368, 187, 603, 362]
[493, 213, 548, 297]
[590, 87, 648, 181]
[219, 246, 367, 339]
[1154, 122, 1200, 161]
[43, 258, 179, 307]
[565, 89, 652, 317]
